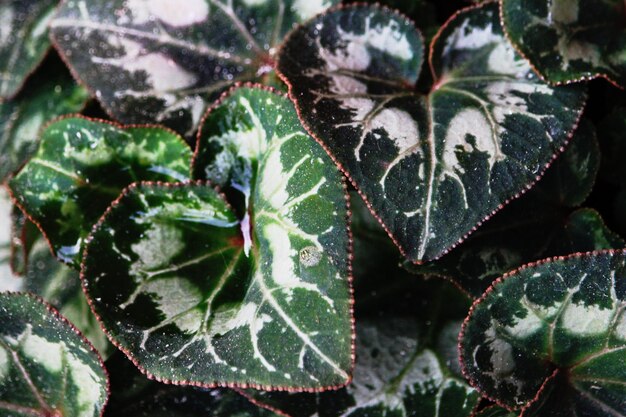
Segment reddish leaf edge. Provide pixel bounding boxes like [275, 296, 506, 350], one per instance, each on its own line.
[275, 0, 588, 265]
[0, 290, 110, 416]
[457, 248, 626, 412]
[5, 113, 192, 269]
[78, 178, 356, 393]
[498, 0, 625, 90]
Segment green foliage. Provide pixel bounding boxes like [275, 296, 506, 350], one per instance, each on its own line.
[1, 0, 626, 415]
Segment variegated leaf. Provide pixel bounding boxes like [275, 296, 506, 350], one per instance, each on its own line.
[460, 250, 626, 414]
[0, 292, 108, 417]
[82, 180, 350, 388]
[24, 232, 112, 356]
[0, 67, 90, 183]
[244, 279, 479, 417]
[501, 0, 626, 87]
[276, 2, 586, 262]
[49, 0, 339, 136]
[104, 352, 280, 417]
[8, 116, 192, 267]
[0, 189, 14, 284]
[10, 205, 39, 276]
[404, 121, 625, 296]
[0, 0, 58, 98]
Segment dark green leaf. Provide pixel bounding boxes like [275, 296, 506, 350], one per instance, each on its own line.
[104, 352, 279, 417]
[24, 233, 112, 356]
[82, 180, 351, 388]
[0, 292, 108, 417]
[403, 120, 622, 297]
[9, 206, 39, 276]
[474, 405, 517, 417]
[276, 2, 586, 262]
[50, 0, 339, 136]
[460, 250, 626, 414]
[0, 190, 14, 282]
[0, 69, 90, 183]
[0, 1, 57, 98]
[244, 279, 479, 417]
[8, 116, 192, 267]
[501, 0, 626, 87]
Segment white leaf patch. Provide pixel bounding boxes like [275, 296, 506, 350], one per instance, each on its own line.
[125, 0, 210, 27]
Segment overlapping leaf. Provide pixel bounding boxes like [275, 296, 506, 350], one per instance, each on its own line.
[404, 120, 625, 296]
[0, 292, 108, 417]
[8, 116, 192, 267]
[277, 2, 586, 262]
[0, 0, 58, 98]
[82, 87, 352, 390]
[460, 250, 626, 415]
[104, 352, 279, 417]
[244, 278, 479, 417]
[501, 0, 626, 87]
[0, 68, 90, 183]
[50, 0, 339, 136]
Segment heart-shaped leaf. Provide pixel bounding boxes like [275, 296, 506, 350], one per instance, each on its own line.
[460, 250, 626, 414]
[0, 291, 109, 417]
[0, 67, 90, 183]
[404, 121, 625, 296]
[276, 2, 586, 262]
[501, 0, 626, 87]
[49, 0, 339, 136]
[82, 88, 351, 390]
[8, 116, 192, 267]
[104, 351, 280, 417]
[243, 279, 479, 417]
[0, 1, 58, 98]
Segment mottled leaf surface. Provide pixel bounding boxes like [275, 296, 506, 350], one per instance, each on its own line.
[460, 251, 626, 414]
[501, 0, 626, 87]
[9, 117, 192, 267]
[0, 0, 57, 98]
[277, 2, 586, 262]
[0, 69, 90, 183]
[404, 121, 624, 296]
[23, 233, 111, 356]
[83, 180, 350, 388]
[0, 292, 108, 417]
[104, 352, 279, 417]
[50, 0, 338, 136]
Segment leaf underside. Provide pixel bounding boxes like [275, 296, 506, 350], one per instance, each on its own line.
[83, 87, 351, 390]
[501, 0, 626, 87]
[0, 292, 108, 417]
[0, 69, 90, 183]
[460, 250, 626, 415]
[9, 116, 192, 267]
[277, 2, 586, 262]
[0, 0, 57, 98]
[50, 0, 339, 136]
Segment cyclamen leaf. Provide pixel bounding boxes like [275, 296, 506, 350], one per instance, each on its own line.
[0, 1, 57, 98]
[276, 2, 586, 262]
[104, 352, 280, 417]
[8, 116, 192, 267]
[25, 234, 112, 356]
[49, 0, 339, 136]
[501, 0, 626, 87]
[460, 250, 626, 414]
[404, 121, 624, 297]
[0, 292, 108, 417]
[82, 182, 351, 387]
[244, 280, 479, 417]
[0, 68, 90, 183]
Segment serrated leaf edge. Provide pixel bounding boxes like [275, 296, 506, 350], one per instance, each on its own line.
[498, 0, 625, 90]
[458, 248, 626, 412]
[276, 0, 587, 264]
[0, 290, 110, 416]
[79, 179, 356, 393]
